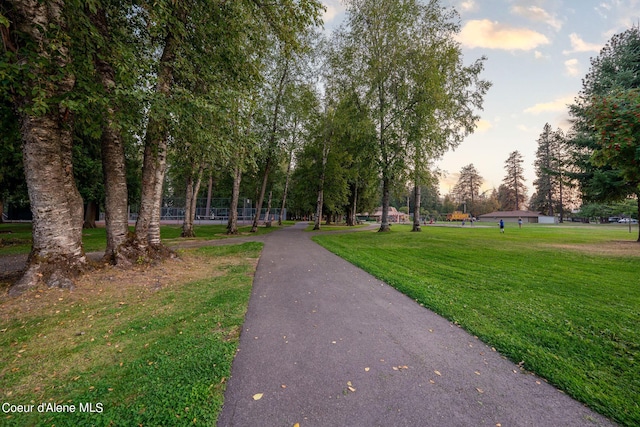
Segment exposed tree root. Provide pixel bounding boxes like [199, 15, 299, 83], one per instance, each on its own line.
[8, 254, 88, 297]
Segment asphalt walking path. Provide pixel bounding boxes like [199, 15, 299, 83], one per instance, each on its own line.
[217, 222, 616, 427]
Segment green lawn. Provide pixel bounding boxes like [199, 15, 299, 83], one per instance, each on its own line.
[0, 243, 262, 426]
[0, 222, 281, 256]
[313, 224, 640, 427]
[303, 222, 370, 232]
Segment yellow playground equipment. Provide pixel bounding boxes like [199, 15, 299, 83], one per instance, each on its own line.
[446, 211, 471, 221]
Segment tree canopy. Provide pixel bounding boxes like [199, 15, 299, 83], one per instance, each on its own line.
[567, 25, 640, 240]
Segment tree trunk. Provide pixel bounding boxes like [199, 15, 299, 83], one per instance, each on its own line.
[227, 164, 242, 235]
[191, 167, 203, 221]
[313, 135, 330, 231]
[205, 172, 213, 219]
[251, 57, 289, 232]
[265, 190, 273, 227]
[0, 199, 4, 223]
[182, 173, 195, 237]
[8, 1, 86, 296]
[346, 183, 357, 226]
[379, 177, 391, 232]
[91, 7, 130, 265]
[12, 112, 86, 295]
[100, 107, 130, 262]
[147, 143, 167, 246]
[313, 187, 324, 230]
[83, 201, 98, 229]
[279, 148, 294, 226]
[182, 164, 203, 237]
[251, 158, 270, 232]
[133, 27, 177, 252]
[412, 184, 421, 232]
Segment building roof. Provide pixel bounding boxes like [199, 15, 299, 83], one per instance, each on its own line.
[371, 206, 406, 217]
[478, 210, 542, 218]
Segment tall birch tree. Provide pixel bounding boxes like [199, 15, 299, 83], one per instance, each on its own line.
[340, 0, 489, 232]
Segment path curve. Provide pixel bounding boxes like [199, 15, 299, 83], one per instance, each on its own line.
[217, 222, 616, 427]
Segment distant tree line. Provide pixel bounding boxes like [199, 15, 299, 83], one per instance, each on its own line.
[447, 25, 639, 236]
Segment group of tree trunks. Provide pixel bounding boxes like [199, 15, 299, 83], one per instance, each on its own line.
[2, 0, 323, 295]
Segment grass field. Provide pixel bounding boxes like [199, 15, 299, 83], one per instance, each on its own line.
[303, 222, 370, 232]
[0, 242, 262, 426]
[313, 223, 640, 427]
[0, 222, 279, 256]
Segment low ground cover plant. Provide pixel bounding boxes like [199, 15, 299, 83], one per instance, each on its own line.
[314, 224, 639, 427]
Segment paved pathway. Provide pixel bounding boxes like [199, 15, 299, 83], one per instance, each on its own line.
[217, 222, 616, 427]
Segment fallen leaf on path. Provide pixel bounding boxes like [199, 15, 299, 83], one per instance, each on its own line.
[253, 393, 263, 400]
[434, 370, 442, 376]
[365, 367, 370, 372]
[476, 388, 484, 394]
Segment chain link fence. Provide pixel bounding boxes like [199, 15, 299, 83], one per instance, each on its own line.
[126, 197, 285, 223]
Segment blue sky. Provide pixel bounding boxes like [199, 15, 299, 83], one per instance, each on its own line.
[320, 0, 639, 200]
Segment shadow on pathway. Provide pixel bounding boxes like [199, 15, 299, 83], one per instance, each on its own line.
[217, 222, 616, 427]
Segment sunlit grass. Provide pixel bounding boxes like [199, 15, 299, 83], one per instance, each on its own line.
[313, 224, 640, 426]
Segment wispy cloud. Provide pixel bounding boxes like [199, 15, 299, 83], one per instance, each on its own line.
[534, 50, 549, 59]
[562, 33, 602, 54]
[511, 5, 563, 31]
[457, 20, 550, 50]
[524, 95, 576, 115]
[460, 0, 478, 13]
[475, 119, 493, 133]
[564, 59, 580, 77]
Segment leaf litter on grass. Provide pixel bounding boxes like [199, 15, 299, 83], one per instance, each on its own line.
[0, 244, 261, 425]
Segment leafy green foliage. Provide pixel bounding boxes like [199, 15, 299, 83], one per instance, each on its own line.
[0, 101, 27, 210]
[586, 89, 640, 185]
[335, 0, 490, 228]
[568, 26, 640, 238]
[314, 225, 640, 426]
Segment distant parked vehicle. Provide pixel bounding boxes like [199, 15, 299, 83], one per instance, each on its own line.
[618, 218, 638, 224]
[608, 217, 621, 223]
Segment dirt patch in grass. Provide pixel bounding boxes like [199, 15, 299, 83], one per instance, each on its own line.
[550, 240, 640, 257]
[0, 250, 252, 320]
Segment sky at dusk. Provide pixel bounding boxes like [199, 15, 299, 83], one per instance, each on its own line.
[319, 0, 640, 199]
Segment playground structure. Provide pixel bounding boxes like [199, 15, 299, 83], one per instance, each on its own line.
[446, 211, 471, 221]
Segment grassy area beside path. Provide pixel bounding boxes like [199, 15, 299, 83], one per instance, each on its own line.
[0, 242, 262, 426]
[0, 222, 281, 256]
[313, 224, 640, 427]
